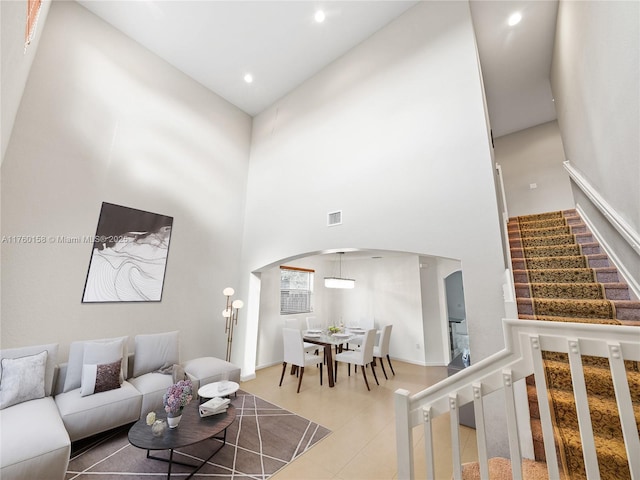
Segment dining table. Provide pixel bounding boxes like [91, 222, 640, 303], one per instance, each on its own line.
[302, 328, 365, 387]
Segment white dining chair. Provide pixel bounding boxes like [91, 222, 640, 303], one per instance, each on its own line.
[333, 329, 379, 391]
[285, 318, 317, 354]
[373, 324, 395, 379]
[306, 316, 324, 331]
[279, 328, 324, 393]
[346, 321, 371, 349]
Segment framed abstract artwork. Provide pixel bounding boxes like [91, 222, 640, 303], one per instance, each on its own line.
[82, 202, 173, 303]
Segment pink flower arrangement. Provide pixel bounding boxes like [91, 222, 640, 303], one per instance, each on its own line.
[163, 380, 193, 414]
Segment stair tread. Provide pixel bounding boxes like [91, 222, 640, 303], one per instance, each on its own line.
[514, 281, 628, 288]
[559, 425, 629, 451]
[611, 299, 640, 307]
[510, 248, 608, 255]
[547, 385, 640, 411]
[517, 297, 632, 306]
[518, 314, 621, 324]
[518, 297, 612, 304]
[462, 457, 551, 480]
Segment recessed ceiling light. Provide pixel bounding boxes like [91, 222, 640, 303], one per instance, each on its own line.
[508, 12, 522, 26]
[244, 73, 253, 84]
[314, 10, 326, 23]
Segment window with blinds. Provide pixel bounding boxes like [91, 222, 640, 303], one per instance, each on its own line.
[280, 266, 314, 315]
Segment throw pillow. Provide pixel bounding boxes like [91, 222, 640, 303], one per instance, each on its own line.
[172, 364, 188, 383]
[0, 343, 58, 396]
[64, 336, 127, 393]
[133, 331, 179, 377]
[80, 360, 122, 397]
[0, 350, 47, 409]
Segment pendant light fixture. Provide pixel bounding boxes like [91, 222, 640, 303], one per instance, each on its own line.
[324, 252, 355, 289]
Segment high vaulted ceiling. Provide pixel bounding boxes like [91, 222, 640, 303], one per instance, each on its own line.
[77, 0, 558, 138]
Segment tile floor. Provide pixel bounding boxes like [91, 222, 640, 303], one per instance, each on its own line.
[239, 359, 478, 479]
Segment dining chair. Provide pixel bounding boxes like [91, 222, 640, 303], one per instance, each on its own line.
[333, 329, 379, 391]
[279, 328, 324, 393]
[373, 324, 395, 379]
[285, 318, 317, 354]
[306, 316, 324, 331]
[346, 321, 371, 349]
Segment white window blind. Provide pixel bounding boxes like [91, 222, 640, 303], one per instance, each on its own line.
[280, 266, 314, 315]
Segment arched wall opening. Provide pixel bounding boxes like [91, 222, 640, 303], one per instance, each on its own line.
[237, 248, 464, 378]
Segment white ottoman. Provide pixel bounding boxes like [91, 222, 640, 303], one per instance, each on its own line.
[182, 357, 241, 394]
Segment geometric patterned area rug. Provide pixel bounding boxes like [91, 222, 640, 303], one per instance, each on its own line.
[66, 390, 331, 479]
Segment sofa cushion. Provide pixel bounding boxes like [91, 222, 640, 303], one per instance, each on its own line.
[0, 343, 58, 397]
[0, 350, 47, 409]
[63, 336, 127, 393]
[133, 331, 179, 377]
[128, 372, 175, 416]
[80, 360, 122, 397]
[55, 380, 142, 442]
[0, 396, 70, 480]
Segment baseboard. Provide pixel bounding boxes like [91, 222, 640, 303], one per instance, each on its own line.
[576, 204, 640, 300]
[397, 357, 445, 367]
[240, 372, 257, 382]
[254, 360, 283, 371]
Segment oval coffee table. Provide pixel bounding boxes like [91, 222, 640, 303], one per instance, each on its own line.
[128, 402, 236, 479]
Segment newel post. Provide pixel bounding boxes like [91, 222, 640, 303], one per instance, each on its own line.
[395, 388, 414, 480]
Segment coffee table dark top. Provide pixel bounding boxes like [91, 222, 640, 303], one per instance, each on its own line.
[128, 402, 236, 451]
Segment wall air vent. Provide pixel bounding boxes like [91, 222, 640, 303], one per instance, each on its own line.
[327, 210, 342, 226]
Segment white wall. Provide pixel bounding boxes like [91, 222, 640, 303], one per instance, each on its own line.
[238, 1, 506, 393]
[1, 0, 51, 163]
[420, 256, 452, 365]
[494, 121, 574, 217]
[239, 4, 507, 455]
[1, 1, 252, 361]
[551, 1, 639, 285]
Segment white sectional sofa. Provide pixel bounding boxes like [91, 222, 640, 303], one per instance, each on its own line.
[0, 343, 71, 480]
[0, 331, 241, 480]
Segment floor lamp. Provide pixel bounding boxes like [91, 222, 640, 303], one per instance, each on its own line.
[222, 287, 243, 362]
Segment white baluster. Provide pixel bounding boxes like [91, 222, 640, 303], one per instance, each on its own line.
[529, 335, 560, 479]
[503, 369, 522, 480]
[567, 339, 600, 480]
[607, 342, 640, 478]
[449, 394, 462, 480]
[423, 406, 435, 480]
[395, 389, 414, 480]
[472, 383, 490, 480]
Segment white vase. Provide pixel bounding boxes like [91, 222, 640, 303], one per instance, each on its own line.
[167, 414, 182, 429]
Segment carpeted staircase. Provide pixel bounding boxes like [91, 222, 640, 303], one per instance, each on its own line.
[462, 209, 639, 480]
[509, 210, 640, 480]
